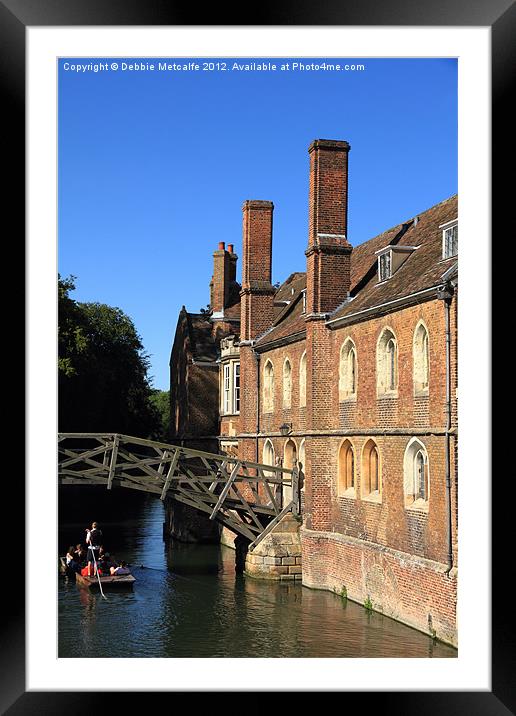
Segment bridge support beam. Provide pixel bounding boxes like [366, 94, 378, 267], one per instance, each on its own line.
[245, 513, 302, 581]
[164, 498, 221, 544]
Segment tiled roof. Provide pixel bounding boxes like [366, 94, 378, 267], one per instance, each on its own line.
[331, 194, 458, 321]
[255, 194, 457, 346]
[255, 273, 307, 347]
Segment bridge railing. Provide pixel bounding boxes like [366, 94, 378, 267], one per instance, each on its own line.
[58, 433, 300, 548]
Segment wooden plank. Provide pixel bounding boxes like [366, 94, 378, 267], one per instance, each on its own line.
[248, 502, 295, 550]
[160, 449, 180, 500]
[209, 461, 241, 520]
[291, 464, 300, 517]
[232, 487, 265, 532]
[172, 490, 259, 542]
[107, 435, 120, 490]
[261, 468, 280, 516]
[59, 443, 109, 469]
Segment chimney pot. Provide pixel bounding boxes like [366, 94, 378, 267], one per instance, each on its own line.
[218, 241, 225, 251]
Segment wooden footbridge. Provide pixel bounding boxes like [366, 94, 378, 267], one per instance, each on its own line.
[58, 433, 300, 550]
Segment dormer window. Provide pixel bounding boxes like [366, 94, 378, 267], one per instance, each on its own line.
[378, 252, 391, 281]
[440, 219, 458, 259]
[376, 245, 418, 282]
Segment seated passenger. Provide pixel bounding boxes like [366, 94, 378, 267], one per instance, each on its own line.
[74, 544, 87, 565]
[104, 552, 117, 570]
[65, 546, 80, 574]
[96, 555, 109, 576]
[110, 560, 131, 575]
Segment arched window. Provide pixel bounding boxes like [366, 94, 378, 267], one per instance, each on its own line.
[262, 439, 275, 476]
[283, 438, 297, 505]
[338, 440, 355, 496]
[283, 359, 292, 409]
[377, 328, 398, 395]
[299, 352, 307, 407]
[413, 322, 429, 393]
[263, 360, 274, 413]
[362, 439, 381, 499]
[403, 438, 430, 507]
[339, 339, 357, 400]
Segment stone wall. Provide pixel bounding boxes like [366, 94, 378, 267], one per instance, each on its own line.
[245, 514, 302, 581]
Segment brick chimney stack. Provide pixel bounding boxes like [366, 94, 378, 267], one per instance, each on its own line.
[240, 200, 275, 341]
[305, 139, 352, 316]
[227, 243, 238, 284]
[210, 241, 231, 315]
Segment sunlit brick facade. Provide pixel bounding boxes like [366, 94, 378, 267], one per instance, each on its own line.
[170, 138, 458, 645]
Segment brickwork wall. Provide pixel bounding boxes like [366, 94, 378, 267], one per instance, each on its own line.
[220, 415, 240, 438]
[329, 301, 449, 431]
[301, 527, 457, 646]
[299, 300, 458, 562]
[258, 339, 307, 436]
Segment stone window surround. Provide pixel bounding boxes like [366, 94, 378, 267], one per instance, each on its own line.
[361, 438, 382, 503]
[376, 326, 398, 398]
[413, 320, 430, 396]
[263, 359, 275, 414]
[403, 437, 430, 512]
[339, 337, 358, 402]
[337, 438, 356, 498]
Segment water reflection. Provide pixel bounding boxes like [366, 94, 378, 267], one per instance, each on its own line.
[58, 489, 457, 658]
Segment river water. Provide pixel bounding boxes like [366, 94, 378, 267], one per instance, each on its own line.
[58, 489, 457, 658]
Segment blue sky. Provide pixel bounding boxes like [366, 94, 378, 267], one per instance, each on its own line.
[58, 57, 457, 390]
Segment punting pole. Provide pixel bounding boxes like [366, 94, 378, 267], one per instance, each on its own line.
[91, 548, 108, 600]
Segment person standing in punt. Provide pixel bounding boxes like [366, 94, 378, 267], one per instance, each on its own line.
[85, 521, 103, 575]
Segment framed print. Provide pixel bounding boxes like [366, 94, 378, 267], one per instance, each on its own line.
[4, 0, 512, 711]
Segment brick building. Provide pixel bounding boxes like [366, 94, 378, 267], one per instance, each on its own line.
[170, 139, 458, 645]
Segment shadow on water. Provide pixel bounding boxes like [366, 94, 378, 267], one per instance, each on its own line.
[58, 487, 458, 658]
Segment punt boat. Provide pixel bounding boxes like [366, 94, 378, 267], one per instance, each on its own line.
[59, 557, 136, 589]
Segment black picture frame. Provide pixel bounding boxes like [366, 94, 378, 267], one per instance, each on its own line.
[6, 0, 510, 712]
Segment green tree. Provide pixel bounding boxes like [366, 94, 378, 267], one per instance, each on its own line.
[149, 390, 171, 442]
[58, 275, 88, 377]
[58, 275, 160, 438]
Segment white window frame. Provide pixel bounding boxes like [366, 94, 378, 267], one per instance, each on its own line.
[221, 360, 240, 415]
[440, 218, 458, 259]
[222, 364, 231, 414]
[233, 362, 240, 413]
[378, 250, 392, 281]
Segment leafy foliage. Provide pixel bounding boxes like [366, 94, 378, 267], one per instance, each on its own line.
[58, 275, 160, 438]
[148, 390, 171, 442]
